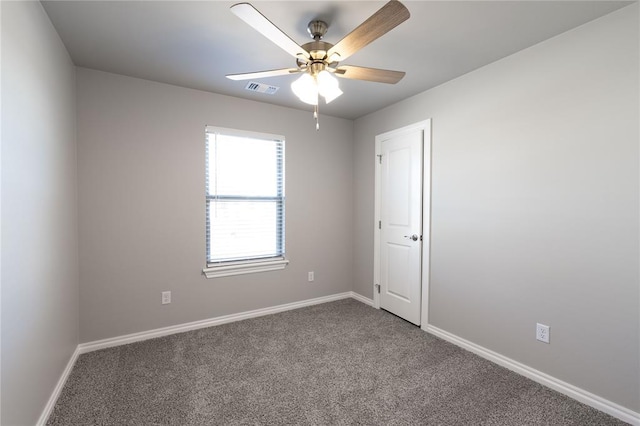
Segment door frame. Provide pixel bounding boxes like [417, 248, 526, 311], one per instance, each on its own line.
[374, 119, 432, 326]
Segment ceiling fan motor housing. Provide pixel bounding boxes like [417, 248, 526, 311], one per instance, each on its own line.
[298, 40, 336, 73]
[301, 20, 340, 73]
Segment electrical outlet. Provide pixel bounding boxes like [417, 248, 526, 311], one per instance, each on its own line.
[308, 271, 314, 282]
[536, 323, 550, 343]
[162, 291, 171, 305]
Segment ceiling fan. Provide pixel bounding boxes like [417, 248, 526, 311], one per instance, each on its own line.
[226, 0, 410, 129]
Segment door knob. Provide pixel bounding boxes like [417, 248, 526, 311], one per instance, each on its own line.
[404, 234, 419, 241]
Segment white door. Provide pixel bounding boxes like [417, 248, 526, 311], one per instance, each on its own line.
[377, 127, 423, 325]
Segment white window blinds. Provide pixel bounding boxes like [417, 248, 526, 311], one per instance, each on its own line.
[205, 127, 285, 265]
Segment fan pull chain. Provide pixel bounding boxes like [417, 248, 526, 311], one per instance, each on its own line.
[314, 104, 319, 130]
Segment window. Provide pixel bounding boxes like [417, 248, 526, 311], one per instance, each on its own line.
[203, 126, 287, 278]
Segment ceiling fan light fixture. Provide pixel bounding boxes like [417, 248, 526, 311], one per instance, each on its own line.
[317, 70, 343, 103]
[291, 73, 318, 105]
[322, 86, 343, 104]
[292, 70, 342, 105]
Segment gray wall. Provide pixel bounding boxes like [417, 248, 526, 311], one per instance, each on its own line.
[354, 4, 639, 411]
[1, 2, 79, 425]
[76, 69, 354, 342]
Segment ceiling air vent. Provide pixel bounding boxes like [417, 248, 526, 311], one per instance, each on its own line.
[245, 82, 279, 95]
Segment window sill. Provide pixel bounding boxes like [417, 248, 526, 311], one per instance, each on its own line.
[203, 258, 289, 279]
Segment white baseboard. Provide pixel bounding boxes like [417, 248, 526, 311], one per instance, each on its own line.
[349, 291, 374, 306]
[36, 346, 81, 426]
[423, 324, 640, 426]
[79, 292, 361, 354]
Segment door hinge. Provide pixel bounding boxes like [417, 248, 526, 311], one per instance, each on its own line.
[378, 220, 381, 230]
[377, 154, 383, 164]
[374, 283, 381, 294]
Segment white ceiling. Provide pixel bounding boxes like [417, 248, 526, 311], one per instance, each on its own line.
[42, 1, 631, 120]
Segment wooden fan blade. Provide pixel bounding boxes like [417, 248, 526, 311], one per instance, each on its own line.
[334, 65, 405, 84]
[231, 3, 310, 60]
[226, 68, 301, 81]
[327, 0, 409, 62]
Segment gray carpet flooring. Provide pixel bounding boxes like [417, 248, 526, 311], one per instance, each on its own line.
[47, 299, 627, 425]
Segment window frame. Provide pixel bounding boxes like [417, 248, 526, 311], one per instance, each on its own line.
[202, 126, 288, 279]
